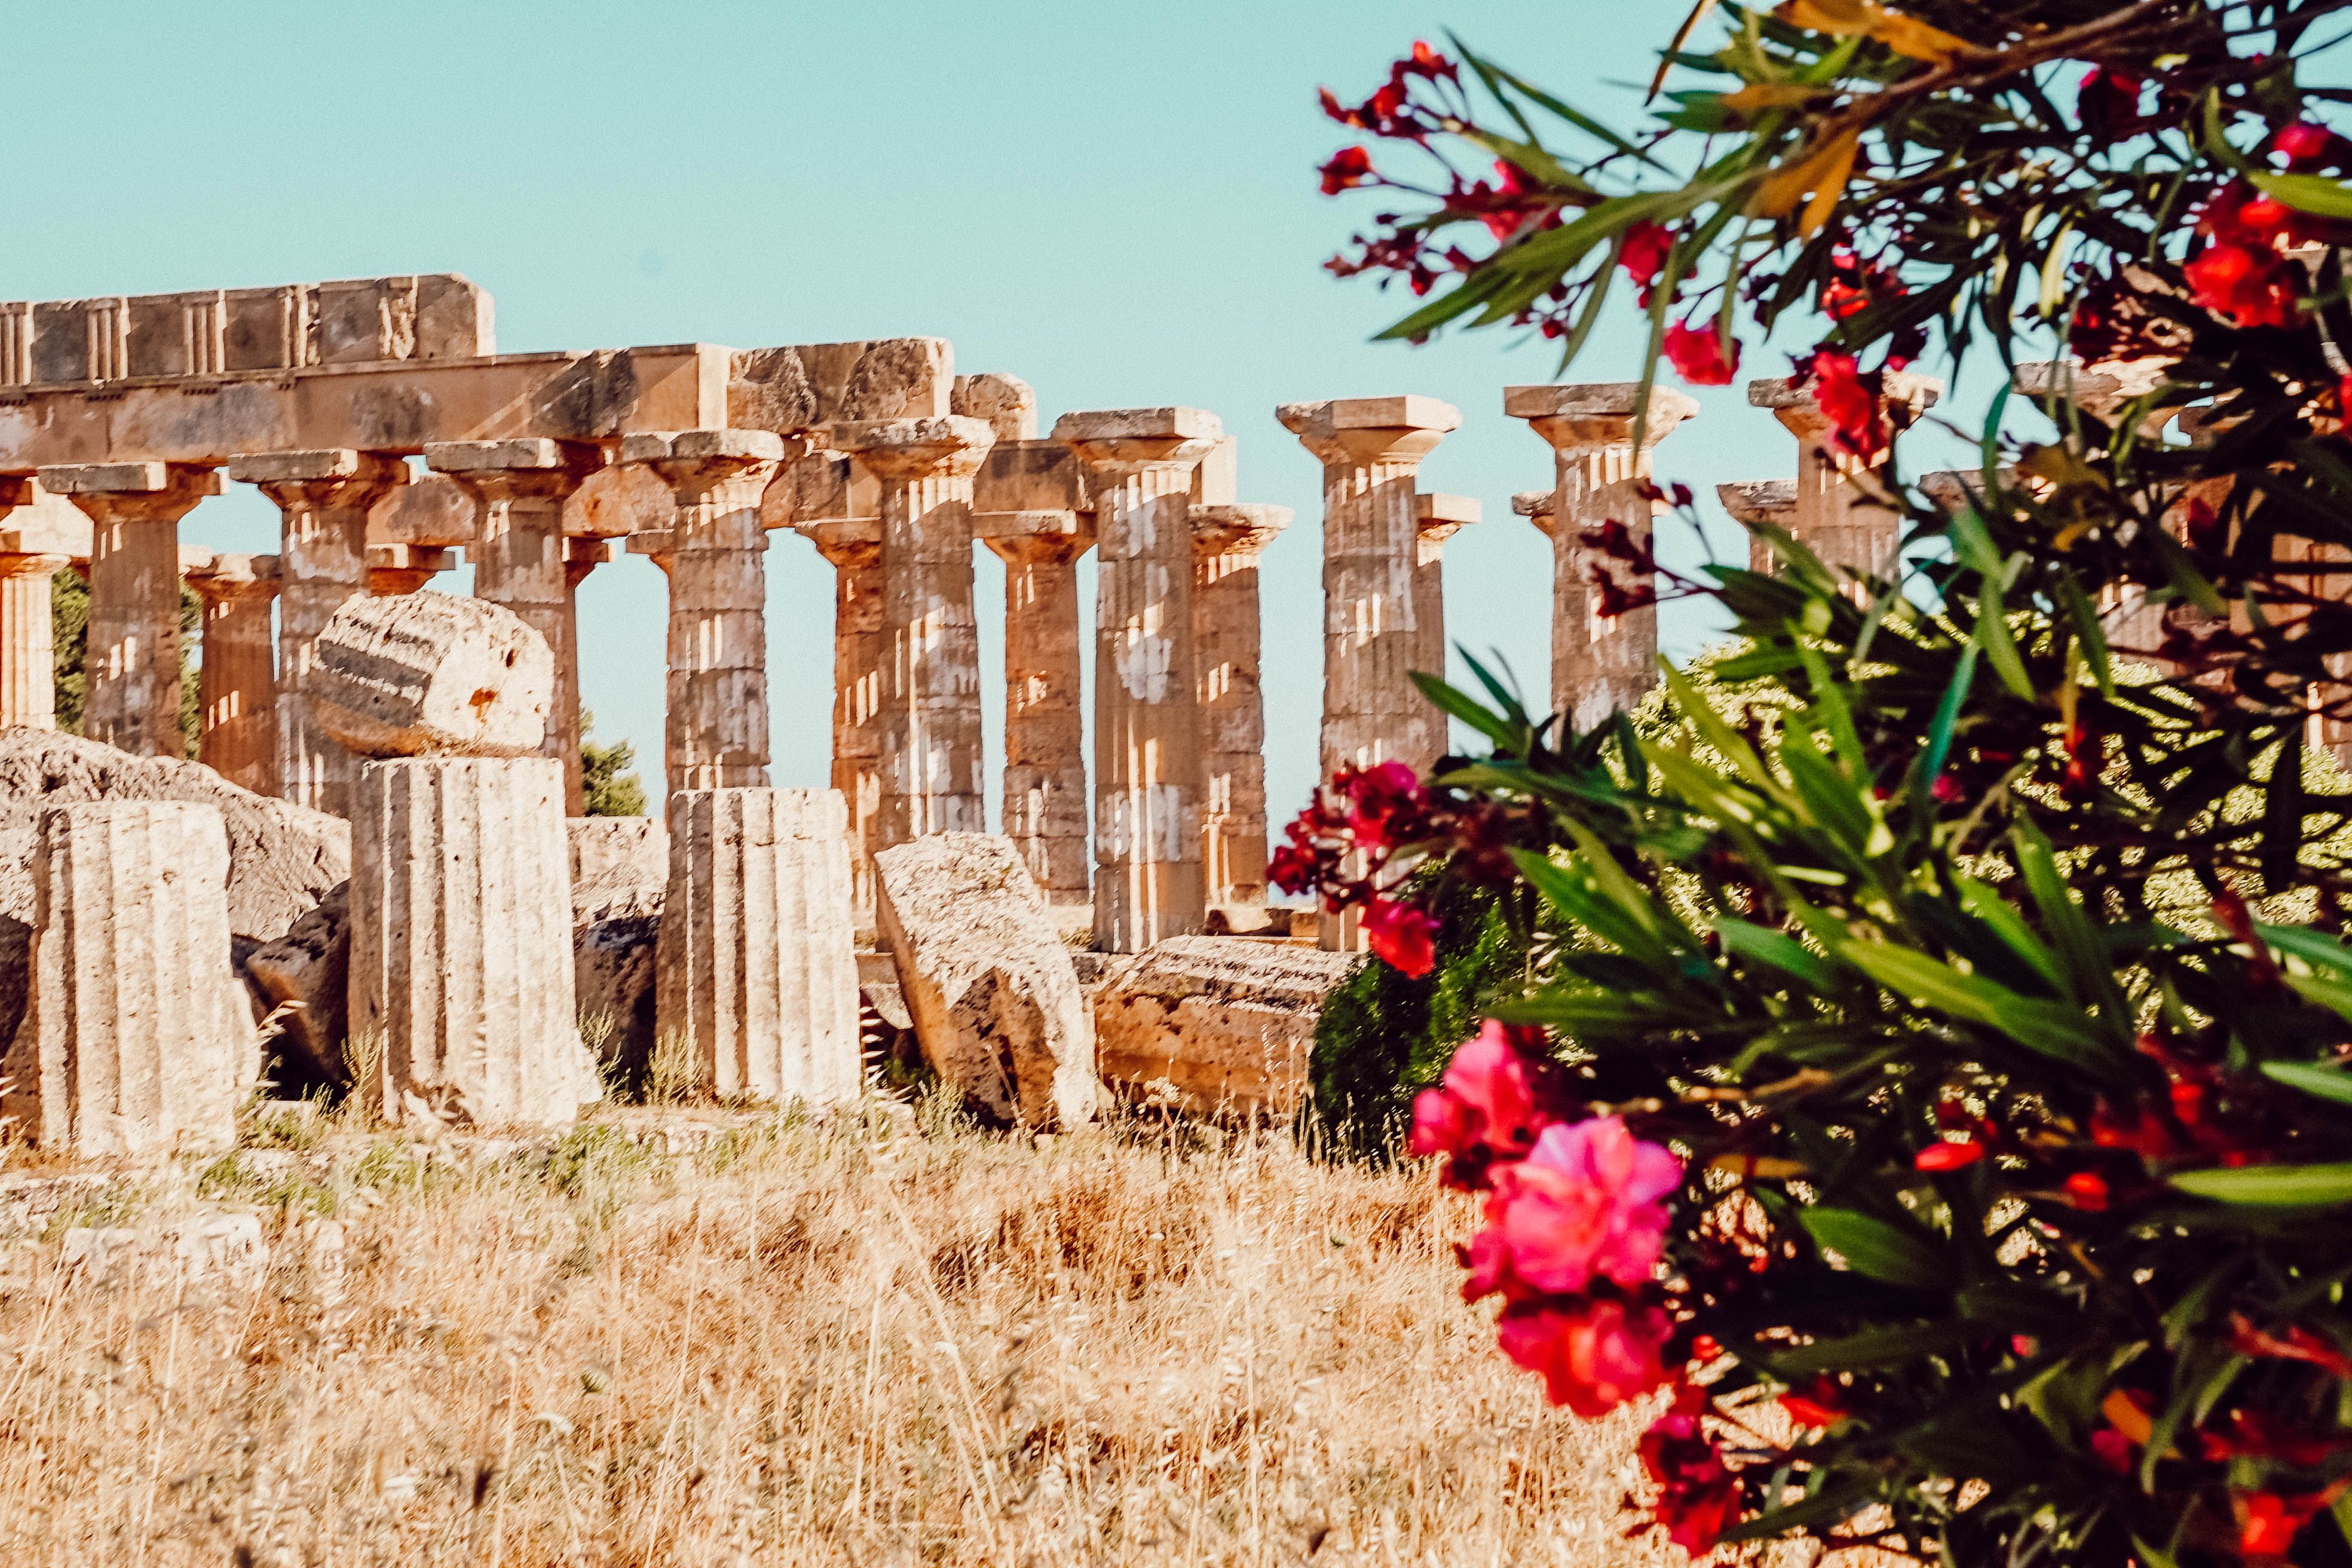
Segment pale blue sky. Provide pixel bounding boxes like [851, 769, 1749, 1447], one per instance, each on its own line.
[7, 2, 1986, 820]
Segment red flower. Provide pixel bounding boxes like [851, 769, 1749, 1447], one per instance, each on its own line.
[1496, 1298, 1673, 1416]
[2184, 243, 2301, 329]
[1800, 349, 1889, 463]
[1342, 760, 1426, 850]
[2277, 120, 2343, 170]
[1778, 1379, 1845, 1428]
[2065, 1171, 2110, 1211]
[2227, 1314, 2352, 1380]
[2077, 65, 2147, 138]
[1620, 220, 1676, 298]
[1663, 321, 1740, 386]
[1639, 1387, 1744, 1552]
[1478, 1116, 1683, 1294]
[1363, 896, 1437, 976]
[2088, 1426, 2134, 1474]
[1915, 1138, 1986, 1172]
[1408, 1019, 1557, 1188]
[1318, 145, 1375, 197]
[2237, 1492, 2322, 1560]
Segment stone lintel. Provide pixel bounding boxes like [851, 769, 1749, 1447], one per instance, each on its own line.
[1051, 407, 1222, 445]
[625, 531, 673, 561]
[1748, 369, 1942, 412]
[1716, 479, 1799, 524]
[973, 509, 1087, 542]
[40, 460, 222, 497]
[617, 427, 789, 467]
[1190, 503, 1293, 556]
[566, 537, 612, 568]
[1416, 492, 1481, 528]
[426, 437, 607, 475]
[2012, 359, 2172, 404]
[368, 543, 456, 574]
[1277, 396, 1462, 439]
[975, 439, 1090, 514]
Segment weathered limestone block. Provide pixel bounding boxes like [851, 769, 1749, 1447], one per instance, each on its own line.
[348, 757, 595, 1128]
[951, 373, 1039, 442]
[655, 789, 861, 1104]
[569, 816, 669, 1081]
[8, 803, 245, 1155]
[244, 883, 347, 1083]
[304, 592, 553, 760]
[874, 833, 1096, 1129]
[1094, 936, 1355, 1113]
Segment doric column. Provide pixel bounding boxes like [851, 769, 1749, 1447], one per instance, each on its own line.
[349, 755, 592, 1128]
[366, 543, 455, 596]
[655, 788, 863, 1105]
[10, 802, 246, 1154]
[1747, 370, 1940, 583]
[835, 416, 997, 847]
[1716, 479, 1799, 572]
[0, 544, 69, 731]
[801, 522, 885, 924]
[1507, 385, 1698, 730]
[1054, 407, 1224, 954]
[427, 439, 608, 814]
[227, 449, 408, 815]
[181, 552, 280, 795]
[562, 535, 610, 783]
[1413, 492, 1481, 715]
[42, 461, 220, 758]
[982, 512, 1094, 913]
[1278, 396, 1460, 783]
[1191, 503, 1291, 915]
[619, 430, 789, 806]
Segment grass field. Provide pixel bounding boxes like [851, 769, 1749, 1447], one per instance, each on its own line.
[0, 1097, 1710, 1566]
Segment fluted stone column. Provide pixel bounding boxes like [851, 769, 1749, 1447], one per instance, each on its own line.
[803, 522, 886, 924]
[0, 549, 69, 731]
[1280, 397, 1460, 785]
[1413, 492, 1481, 713]
[366, 543, 455, 596]
[562, 535, 609, 779]
[1508, 385, 1699, 731]
[655, 788, 862, 1104]
[984, 513, 1094, 912]
[228, 449, 408, 816]
[836, 417, 997, 847]
[1191, 503, 1291, 915]
[42, 462, 219, 758]
[182, 553, 280, 795]
[13, 803, 243, 1154]
[620, 430, 788, 802]
[1056, 407, 1224, 953]
[348, 755, 591, 1128]
[428, 439, 607, 814]
[1748, 370, 1940, 584]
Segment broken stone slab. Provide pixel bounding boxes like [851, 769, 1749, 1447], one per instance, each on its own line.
[304, 591, 553, 759]
[568, 817, 668, 1083]
[874, 833, 1096, 1129]
[1093, 935, 1355, 1114]
[62, 1211, 268, 1294]
[243, 881, 348, 1085]
[8, 803, 249, 1156]
[570, 816, 668, 916]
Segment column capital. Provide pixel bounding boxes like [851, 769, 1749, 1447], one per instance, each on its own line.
[1189, 503, 1293, 561]
[620, 428, 796, 498]
[0, 549, 71, 580]
[366, 543, 455, 595]
[1416, 492, 1481, 549]
[1278, 396, 1458, 467]
[979, 509, 1095, 566]
[425, 437, 608, 501]
[801, 520, 880, 571]
[182, 551, 281, 603]
[1506, 383, 1698, 453]
[1054, 407, 1224, 474]
[1748, 369, 1940, 441]
[1512, 489, 1557, 539]
[564, 536, 610, 589]
[41, 461, 220, 519]
[226, 449, 411, 510]
[1716, 479, 1798, 527]
[832, 415, 996, 481]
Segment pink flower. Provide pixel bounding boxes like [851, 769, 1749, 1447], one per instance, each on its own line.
[1496, 1298, 1673, 1416]
[1362, 896, 1437, 977]
[1802, 349, 1889, 464]
[2185, 242, 2301, 328]
[1640, 1387, 1744, 1552]
[1663, 321, 1740, 386]
[1408, 1020, 1555, 1187]
[1343, 760, 1425, 850]
[1483, 1116, 1682, 1293]
[1619, 220, 1676, 300]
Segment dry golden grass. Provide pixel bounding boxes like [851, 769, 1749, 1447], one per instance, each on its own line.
[0, 1098, 1699, 1567]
